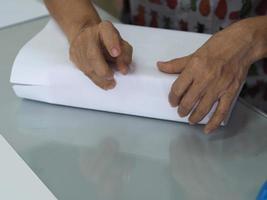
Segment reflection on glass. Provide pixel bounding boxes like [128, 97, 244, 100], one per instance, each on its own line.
[79, 137, 134, 200]
[169, 132, 267, 200]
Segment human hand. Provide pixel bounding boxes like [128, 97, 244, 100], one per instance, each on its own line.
[70, 20, 133, 90]
[158, 17, 267, 134]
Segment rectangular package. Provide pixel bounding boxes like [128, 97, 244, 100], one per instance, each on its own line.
[10, 20, 238, 125]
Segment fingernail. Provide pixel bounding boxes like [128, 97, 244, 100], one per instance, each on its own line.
[179, 112, 187, 118]
[189, 117, 196, 125]
[106, 76, 114, 81]
[121, 67, 128, 75]
[170, 102, 177, 107]
[157, 61, 165, 66]
[105, 81, 116, 90]
[111, 48, 119, 57]
[178, 107, 187, 117]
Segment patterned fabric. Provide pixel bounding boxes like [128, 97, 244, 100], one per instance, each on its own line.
[120, 0, 267, 112]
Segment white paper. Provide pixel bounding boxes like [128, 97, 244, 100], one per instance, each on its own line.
[0, 0, 49, 29]
[10, 19, 238, 125]
[0, 135, 57, 200]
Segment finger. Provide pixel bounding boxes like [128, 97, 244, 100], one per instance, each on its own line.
[85, 70, 116, 90]
[178, 81, 207, 117]
[168, 91, 180, 107]
[169, 70, 193, 107]
[99, 20, 122, 58]
[204, 82, 240, 134]
[188, 92, 218, 124]
[157, 56, 190, 74]
[116, 40, 133, 74]
[70, 44, 96, 76]
[88, 45, 114, 79]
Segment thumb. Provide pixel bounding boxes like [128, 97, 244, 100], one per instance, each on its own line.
[157, 56, 190, 74]
[99, 21, 122, 58]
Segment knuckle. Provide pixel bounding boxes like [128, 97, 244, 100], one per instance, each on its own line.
[83, 69, 94, 77]
[205, 71, 216, 82]
[190, 55, 203, 67]
[189, 56, 211, 78]
[100, 20, 112, 30]
[190, 56, 207, 71]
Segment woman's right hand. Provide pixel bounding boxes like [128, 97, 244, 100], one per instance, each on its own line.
[70, 20, 133, 90]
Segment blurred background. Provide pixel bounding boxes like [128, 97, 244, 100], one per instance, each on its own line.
[0, 1, 121, 33]
[93, 0, 120, 18]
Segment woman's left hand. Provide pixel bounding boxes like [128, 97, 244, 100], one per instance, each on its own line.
[158, 17, 267, 134]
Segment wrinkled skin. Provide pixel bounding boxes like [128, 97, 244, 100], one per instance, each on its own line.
[158, 17, 267, 133]
[70, 20, 133, 90]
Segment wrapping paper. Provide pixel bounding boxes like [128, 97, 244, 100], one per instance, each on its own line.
[11, 19, 237, 125]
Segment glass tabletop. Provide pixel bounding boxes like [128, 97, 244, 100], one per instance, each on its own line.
[0, 16, 267, 200]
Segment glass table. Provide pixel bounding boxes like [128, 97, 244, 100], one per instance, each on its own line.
[0, 10, 266, 200]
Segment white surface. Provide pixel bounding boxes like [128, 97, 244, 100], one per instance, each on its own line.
[0, 135, 57, 200]
[0, 0, 48, 29]
[10, 19, 238, 125]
